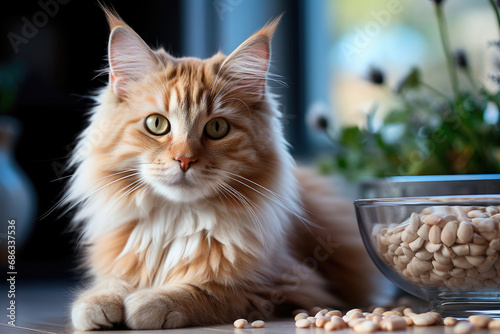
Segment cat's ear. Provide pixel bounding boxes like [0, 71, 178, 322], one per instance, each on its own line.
[103, 8, 159, 96]
[219, 15, 282, 102]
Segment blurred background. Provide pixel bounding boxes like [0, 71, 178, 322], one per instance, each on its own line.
[0, 0, 498, 305]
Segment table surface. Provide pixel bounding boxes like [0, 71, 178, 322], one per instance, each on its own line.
[0, 279, 494, 334]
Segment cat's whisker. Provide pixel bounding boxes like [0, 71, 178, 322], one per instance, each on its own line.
[62, 172, 140, 216]
[215, 181, 245, 228]
[207, 184, 232, 224]
[225, 183, 268, 249]
[102, 178, 147, 215]
[42, 169, 141, 220]
[217, 183, 257, 238]
[220, 170, 312, 216]
[50, 174, 74, 182]
[225, 175, 318, 229]
[219, 181, 265, 240]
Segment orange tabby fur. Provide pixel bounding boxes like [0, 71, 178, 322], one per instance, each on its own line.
[68, 9, 391, 331]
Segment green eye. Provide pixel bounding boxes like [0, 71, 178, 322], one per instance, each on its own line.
[145, 114, 170, 135]
[205, 118, 229, 139]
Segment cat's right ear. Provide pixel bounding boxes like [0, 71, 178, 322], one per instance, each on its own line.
[104, 10, 159, 96]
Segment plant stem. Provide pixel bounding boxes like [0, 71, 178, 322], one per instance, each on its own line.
[465, 70, 477, 91]
[421, 81, 449, 100]
[488, 0, 500, 37]
[434, 3, 459, 97]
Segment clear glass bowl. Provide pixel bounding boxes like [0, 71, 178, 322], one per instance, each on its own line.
[355, 195, 500, 318]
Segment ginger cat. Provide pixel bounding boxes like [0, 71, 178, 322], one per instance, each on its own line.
[67, 9, 390, 330]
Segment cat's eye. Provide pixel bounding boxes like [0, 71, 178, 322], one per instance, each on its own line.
[205, 118, 229, 139]
[145, 114, 170, 135]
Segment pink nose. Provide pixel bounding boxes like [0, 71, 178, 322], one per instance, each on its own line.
[174, 156, 197, 172]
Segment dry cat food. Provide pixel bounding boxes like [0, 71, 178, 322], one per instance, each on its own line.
[291, 307, 500, 333]
[233, 318, 265, 329]
[233, 318, 248, 328]
[292, 306, 443, 332]
[373, 205, 500, 288]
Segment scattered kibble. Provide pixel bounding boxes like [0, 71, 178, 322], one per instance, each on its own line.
[327, 310, 342, 317]
[251, 320, 265, 328]
[325, 316, 346, 331]
[454, 321, 475, 334]
[315, 317, 328, 328]
[295, 318, 312, 328]
[294, 312, 308, 321]
[289, 305, 448, 332]
[307, 316, 317, 326]
[444, 317, 458, 326]
[489, 319, 500, 329]
[409, 312, 440, 326]
[373, 206, 500, 289]
[372, 307, 385, 314]
[233, 318, 248, 328]
[402, 316, 413, 326]
[383, 316, 408, 331]
[354, 320, 378, 333]
[469, 315, 493, 328]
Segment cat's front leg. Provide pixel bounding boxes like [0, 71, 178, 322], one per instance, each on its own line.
[124, 284, 257, 330]
[71, 278, 134, 331]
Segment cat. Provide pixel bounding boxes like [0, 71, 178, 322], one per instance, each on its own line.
[66, 8, 391, 331]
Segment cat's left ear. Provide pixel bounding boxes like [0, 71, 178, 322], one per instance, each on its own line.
[219, 15, 282, 102]
[103, 8, 160, 96]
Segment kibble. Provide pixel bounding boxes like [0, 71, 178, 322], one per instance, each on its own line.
[233, 319, 248, 328]
[489, 319, 500, 329]
[344, 310, 364, 322]
[292, 309, 308, 317]
[325, 318, 345, 331]
[292, 308, 446, 332]
[295, 319, 312, 328]
[251, 320, 265, 328]
[294, 312, 308, 321]
[410, 312, 439, 326]
[373, 205, 500, 289]
[468, 315, 493, 328]
[327, 310, 342, 317]
[354, 320, 378, 333]
[330, 316, 346, 329]
[402, 316, 413, 326]
[348, 318, 368, 328]
[315, 317, 327, 328]
[444, 317, 458, 326]
[454, 321, 475, 334]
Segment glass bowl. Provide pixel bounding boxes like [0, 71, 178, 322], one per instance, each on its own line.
[355, 195, 500, 318]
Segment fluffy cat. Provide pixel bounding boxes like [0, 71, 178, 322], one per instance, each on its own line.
[67, 8, 390, 331]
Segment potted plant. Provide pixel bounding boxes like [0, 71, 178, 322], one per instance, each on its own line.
[314, 0, 500, 198]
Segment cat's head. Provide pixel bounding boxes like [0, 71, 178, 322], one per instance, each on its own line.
[71, 9, 289, 206]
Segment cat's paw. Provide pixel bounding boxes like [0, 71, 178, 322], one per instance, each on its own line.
[71, 292, 124, 331]
[124, 288, 188, 329]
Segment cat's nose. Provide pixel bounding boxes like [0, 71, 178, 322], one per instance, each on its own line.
[174, 156, 198, 172]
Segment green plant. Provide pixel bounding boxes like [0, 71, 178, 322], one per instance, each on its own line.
[320, 0, 500, 181]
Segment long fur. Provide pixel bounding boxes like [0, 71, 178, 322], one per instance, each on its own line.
[67, 9, 391, 331]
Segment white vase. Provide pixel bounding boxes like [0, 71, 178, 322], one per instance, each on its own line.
[0, 116, 37, 253]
